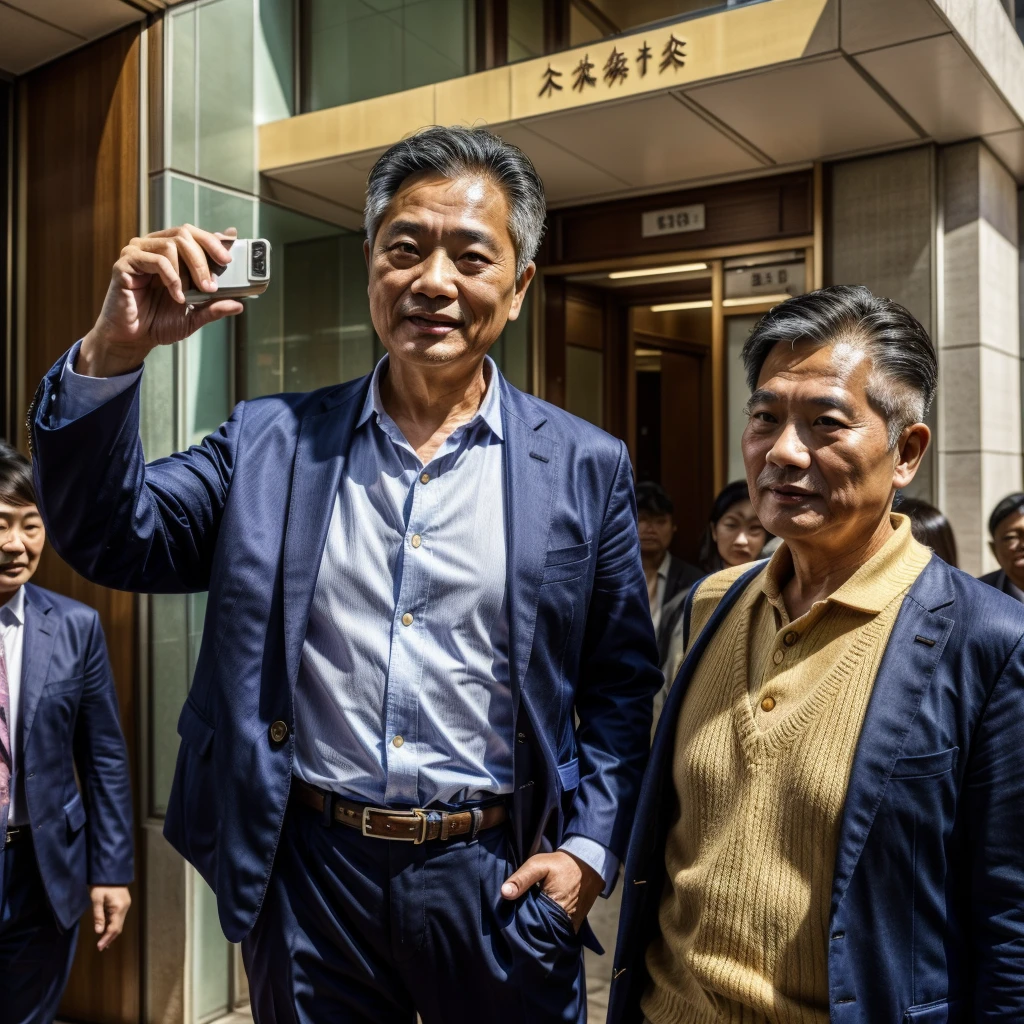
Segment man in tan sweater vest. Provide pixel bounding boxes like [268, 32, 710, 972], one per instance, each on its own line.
[610, 285, 1024, 1024]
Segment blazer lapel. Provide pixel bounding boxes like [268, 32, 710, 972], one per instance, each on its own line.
[19, 585, 56, 748]
[282, 379, 370, 688]
[829, 557, 954, 917]
[502, 383, 557, 707]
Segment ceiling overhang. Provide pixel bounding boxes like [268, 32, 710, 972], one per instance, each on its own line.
[258, 0, 1024, 230]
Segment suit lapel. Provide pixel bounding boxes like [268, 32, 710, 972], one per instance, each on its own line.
[20, 585, 55, 748]
[829, 557, 954, 917]
[282, 380, 370, 688]
[502, 383, 557, 707]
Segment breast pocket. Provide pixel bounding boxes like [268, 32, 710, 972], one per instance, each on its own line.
[541, 542, 591, 585]
[891, 746, 958, 780]
[45, 675, 84, 697]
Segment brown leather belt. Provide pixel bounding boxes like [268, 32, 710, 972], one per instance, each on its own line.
[291, 778, 507, 844]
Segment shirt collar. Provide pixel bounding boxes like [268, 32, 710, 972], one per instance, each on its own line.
[761, 513, 929, 617]
[656, 551, 672, 580]
[357, 355, 504, 442]
[0, 586, 25, 627]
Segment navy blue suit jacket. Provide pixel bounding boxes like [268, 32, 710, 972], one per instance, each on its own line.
[609, 556, 1024, 1024]
[30, 353, 661, 943]
[17, 583, 133, 930]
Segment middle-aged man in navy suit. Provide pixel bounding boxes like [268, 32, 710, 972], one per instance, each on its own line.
[609, 286, 1024, 1024]
[28, 126, 661, 1023]
[0, 442, 133, 1024]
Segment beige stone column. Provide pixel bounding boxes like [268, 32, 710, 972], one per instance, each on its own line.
[939, 141, 1022, 576]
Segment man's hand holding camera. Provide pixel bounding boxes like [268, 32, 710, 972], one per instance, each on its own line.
[77, 224, 244, 379]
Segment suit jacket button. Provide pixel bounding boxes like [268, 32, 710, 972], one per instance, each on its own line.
[269, 720, 289, 744]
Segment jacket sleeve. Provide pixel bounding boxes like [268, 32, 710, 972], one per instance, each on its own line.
[566, 440, 662, 864]
[30, 347, 242, 593]
[967, 631, 1024, 1018]
[73, 611, 134, 886]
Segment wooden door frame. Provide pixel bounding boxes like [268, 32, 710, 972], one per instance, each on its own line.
[537, 234, 818, 486]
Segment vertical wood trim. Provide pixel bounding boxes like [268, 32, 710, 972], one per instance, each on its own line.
[711, 258, 725, 494]
[812, 160, 824, 288]
[625, 307, 637, 467]
[543, 275, 567, 408]
[13, 85, 26, 451]
[530, 274, 544, 398]
[0, 82, 14, 445]
[147, 15, 164, 174]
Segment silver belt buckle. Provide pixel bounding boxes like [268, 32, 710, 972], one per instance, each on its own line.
[361, 806, 429, 844]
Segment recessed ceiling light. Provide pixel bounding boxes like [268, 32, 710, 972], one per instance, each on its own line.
[649, 300, 713, 312]
[722, 294, 793, 307]
[609, 262, 708, 280]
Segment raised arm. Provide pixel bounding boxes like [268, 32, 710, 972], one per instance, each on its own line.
[30, 225, 245, 593]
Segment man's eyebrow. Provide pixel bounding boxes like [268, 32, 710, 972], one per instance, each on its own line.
[746, 388, 779, 408]
[804, 395, 856, 418]
[381, 219, 498, 250]
[745, 388, 856, 418]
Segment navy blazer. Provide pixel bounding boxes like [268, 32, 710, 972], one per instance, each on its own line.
[16, 583, 133, 930]
[29, 353, 661, 943]
[609, 556, 1024, 1024]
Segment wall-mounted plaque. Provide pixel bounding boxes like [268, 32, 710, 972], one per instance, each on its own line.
[641, 203, 706, 238]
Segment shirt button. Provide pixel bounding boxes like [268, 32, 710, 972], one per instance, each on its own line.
[772, 649, 784, 665]
[784, 631, 798, 646]
[269, 720, 289, 744]
[761, 696, 776, 712]
[392, 735, 404, 748]
[401, 612, 414, 626]
[411, 534, 422, 548]
[420, 472, 430, 484]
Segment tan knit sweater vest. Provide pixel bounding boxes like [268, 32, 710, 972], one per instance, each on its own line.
[642, 518, 931, 1024]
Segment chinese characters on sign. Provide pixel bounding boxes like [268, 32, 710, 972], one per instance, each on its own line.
[539, 32, 687, 97]
[604, 48, 629, 85]
[539, 64, 563, 97]
[724, 261, 803, 300]
[641, 204, 707, 238]
[572, 54, 597, 91]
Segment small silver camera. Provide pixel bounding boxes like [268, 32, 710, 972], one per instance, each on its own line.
[183, 238, 271, 304]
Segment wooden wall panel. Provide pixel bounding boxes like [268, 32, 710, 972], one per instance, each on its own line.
[18, 25, 142, 1024]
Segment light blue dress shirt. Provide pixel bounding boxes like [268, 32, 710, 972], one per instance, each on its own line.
[56, 344, 616, 887]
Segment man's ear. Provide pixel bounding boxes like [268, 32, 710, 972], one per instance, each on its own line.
[990, 540, 998, 561]
[893, 422, 931, 490]
[508, 262, 537, 322]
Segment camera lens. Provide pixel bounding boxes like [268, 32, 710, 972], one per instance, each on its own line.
[251, 241, 267, 277]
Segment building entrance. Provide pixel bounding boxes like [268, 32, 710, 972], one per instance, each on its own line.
[541, 243, 814, 563]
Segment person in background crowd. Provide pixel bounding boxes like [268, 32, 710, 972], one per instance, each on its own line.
[611, 284, 1024, 1024]
[896, 495, 958, 567]
[980, 492, 1024, 601]
[0, 442, 133, 1024]
[658, 481, 769, 687]
[636, 482, 701, 652]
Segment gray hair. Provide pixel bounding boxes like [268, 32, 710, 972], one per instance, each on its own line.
[741, 285, 937, 448]
[364, 125, 546, 280]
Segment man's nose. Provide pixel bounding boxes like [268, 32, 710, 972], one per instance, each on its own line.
[766, 420, 812, 470]
[410, 248, 459, 300]
[0, 535, 25, 556]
